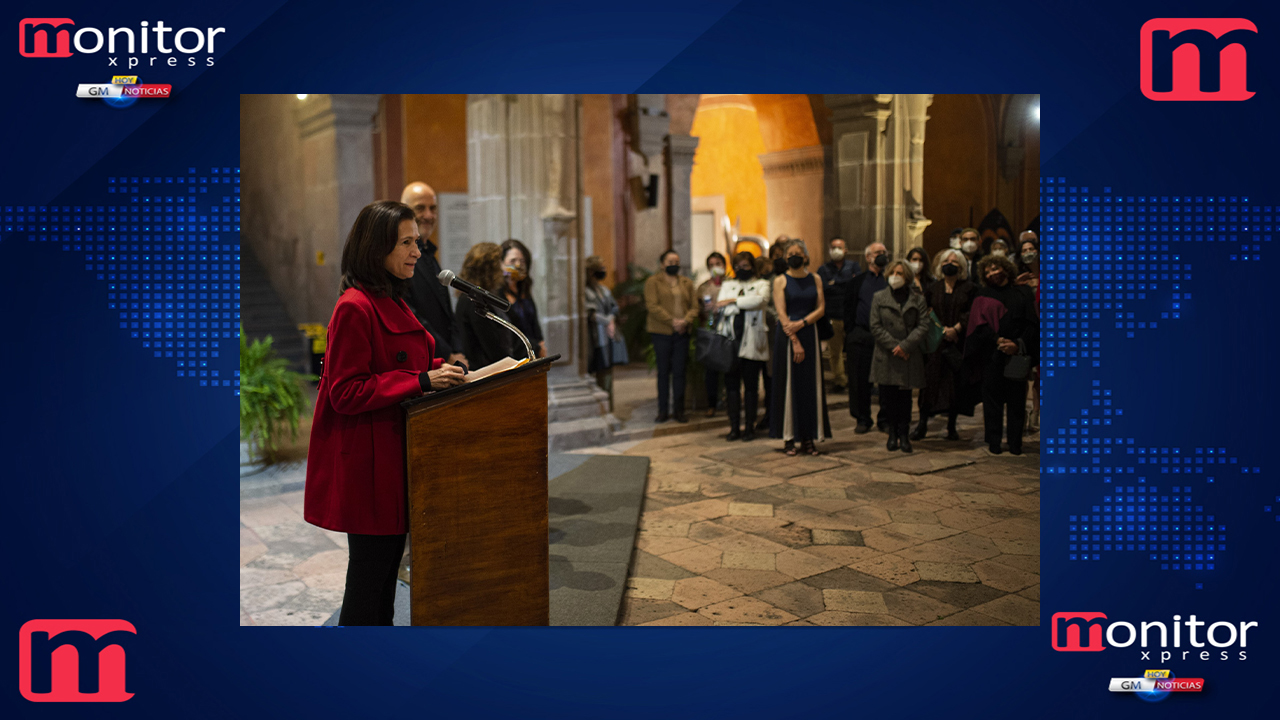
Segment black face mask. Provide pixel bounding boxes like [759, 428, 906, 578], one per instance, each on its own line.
[941, 263, 959, 277]
[664, 264, 680, 276]
[772, 258, 788, 275]
[873, 254, 888, 268]
[593, 269, 607, 280]
[787, 255, 804, 269]
[736, 266, 754, 279]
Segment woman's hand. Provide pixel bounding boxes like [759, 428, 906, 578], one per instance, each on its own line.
[791, 338, 805, 364]
[943, 327, 958, 342]
[997, 338, 1019, 355]
[426, 364, 466, 389]
[606, 320, 617, 340]
[716, 298, 736, 309]
[892, 345, 909, 361]
[782, 319, 803, 336]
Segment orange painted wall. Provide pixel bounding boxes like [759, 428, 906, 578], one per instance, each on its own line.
[402, 94, 468, 195]
[750, 94, 820, 153]
[689, 95, 768, 237]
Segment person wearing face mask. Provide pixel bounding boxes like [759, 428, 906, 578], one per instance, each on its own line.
[915, 248, 976, 441]
[715, 252, 772, 441]
[905, 246, 934, 293]
[868, 260, 930, 453]
[696, 252, 729, 417]
[644, 250, 699, 423]
[816, 238, 860, 394]
[770, 239, 830, 455]
[1015, 232, 1040, 434]
[843, 242, 890, 434]
[948, 227, 965, 251]
[988, 238, 1011, 259]
[959, 227, 982, 279]
[973, 253, 1039, 455]
[499, 239, 546, 359]
[584, 255, 625, 404]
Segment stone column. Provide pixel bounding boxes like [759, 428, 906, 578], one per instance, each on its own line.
[825, 94, 934, 259]
[540, 208, 579, 367]
[825, 94, 892, 255]
[665, 134, 700, 275]
[295, 93, 380, 321]
[759, 145, 826, 263]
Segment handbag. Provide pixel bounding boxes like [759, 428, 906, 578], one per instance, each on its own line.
[695, 311, 738, 373]
[921, 309, 945, 354]
[817, 316, 834, 341]
[1003, 339, 1031, 381]
[609, 336, 629, 366]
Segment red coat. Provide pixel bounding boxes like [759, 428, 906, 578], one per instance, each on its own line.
[304, 287, 443, 535]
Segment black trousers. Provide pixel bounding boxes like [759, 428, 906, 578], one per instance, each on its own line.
[339, 533, 406, 626]
[846, 337, 886, 427]
[651, 332, 689, 416]
[705, 368, 721, 408]
[982, 358, 1028, 450]
[724, 359, 765, 432]
[878, 384, 914, 430]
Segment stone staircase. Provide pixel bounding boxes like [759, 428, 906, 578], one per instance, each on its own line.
[546, 366, 622, 451]
[240, 248, 305, 372]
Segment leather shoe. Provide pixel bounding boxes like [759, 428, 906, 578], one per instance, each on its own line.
[886, 427, 900, 452]
[1008, 445, 1023, 456]
[984, 444, 1003, 456]
[673, 412, 689, 423]
[741, 430, 756, 442]
[899, 429, 913, 453]
[726, 429, 742, 441]
[655, 413, 669, 423]
[854, 423, 872, 435]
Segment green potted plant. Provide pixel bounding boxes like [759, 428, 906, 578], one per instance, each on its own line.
[239, 325, 315, 465]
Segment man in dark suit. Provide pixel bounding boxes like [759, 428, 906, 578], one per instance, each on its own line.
[400, 181, 467, 367]
[843, 241, 889, 434]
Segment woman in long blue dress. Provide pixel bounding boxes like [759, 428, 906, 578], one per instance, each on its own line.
[769, 239, 832, 455]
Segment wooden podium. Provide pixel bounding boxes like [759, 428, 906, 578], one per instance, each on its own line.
[400, 356, 558, 625]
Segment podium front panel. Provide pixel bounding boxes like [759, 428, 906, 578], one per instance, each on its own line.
[403, 361, 551, 625]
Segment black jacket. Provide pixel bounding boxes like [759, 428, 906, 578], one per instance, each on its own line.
[843, 269, 887, 343]
[453, 294, 516, 370]
[404, 239, 457, 358]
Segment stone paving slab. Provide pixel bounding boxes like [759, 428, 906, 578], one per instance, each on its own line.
[619, 403, 1039, 626]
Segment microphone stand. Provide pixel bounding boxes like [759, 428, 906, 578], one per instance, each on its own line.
[471, 295, 536, 361]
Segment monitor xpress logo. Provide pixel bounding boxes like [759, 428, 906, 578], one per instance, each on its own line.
[1052, 612, 1258, 661]
[1140, 18, 1257, 101]
[18, 620, 137, 702]
[19, 18, 224, 68]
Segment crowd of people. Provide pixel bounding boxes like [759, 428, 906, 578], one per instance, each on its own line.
[639, 215, 1040, 458]
[301, 182, 1039, 623]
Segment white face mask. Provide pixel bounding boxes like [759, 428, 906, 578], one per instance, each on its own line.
[711, 266, 725, 277]
[907, 260, 922, 274]
[991, 248, 1007, 257]
[887, 275, 905, 290]
[949, 235, 962, 249]
[961, 240, 978, 254]
[830, 248, 845, 260]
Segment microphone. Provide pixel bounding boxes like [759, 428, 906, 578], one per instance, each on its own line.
[437, 269, 511, 312]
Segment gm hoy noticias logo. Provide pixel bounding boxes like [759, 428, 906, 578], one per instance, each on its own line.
[1052, 612, 1258, 662]
[18, 620, 137, 702]
[1141, 18, 1257, 101]
[18, 18, 224, 68]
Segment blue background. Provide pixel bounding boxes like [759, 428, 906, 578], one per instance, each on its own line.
[3, 0, 1276, 716]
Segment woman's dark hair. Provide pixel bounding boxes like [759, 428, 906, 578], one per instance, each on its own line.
[339, 200, 417, 298]
[733, 251, 756, 269]
[907, 246, 934, 283]
[500, 238, 534, 299]
[659, 249, 679, 265]
[976, 253, 1019, 287]
[705, 251, 726, 269]
[1017, 237, 1040, 274]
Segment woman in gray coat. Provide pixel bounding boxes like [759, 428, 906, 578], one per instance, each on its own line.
[869, 260, 930, 452]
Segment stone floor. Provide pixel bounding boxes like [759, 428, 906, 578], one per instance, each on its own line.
[240, 490, 353, 626]
[614, 408, 1040, 626]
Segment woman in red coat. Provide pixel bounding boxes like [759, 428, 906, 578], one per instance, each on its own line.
[304, 200, 466, 625]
